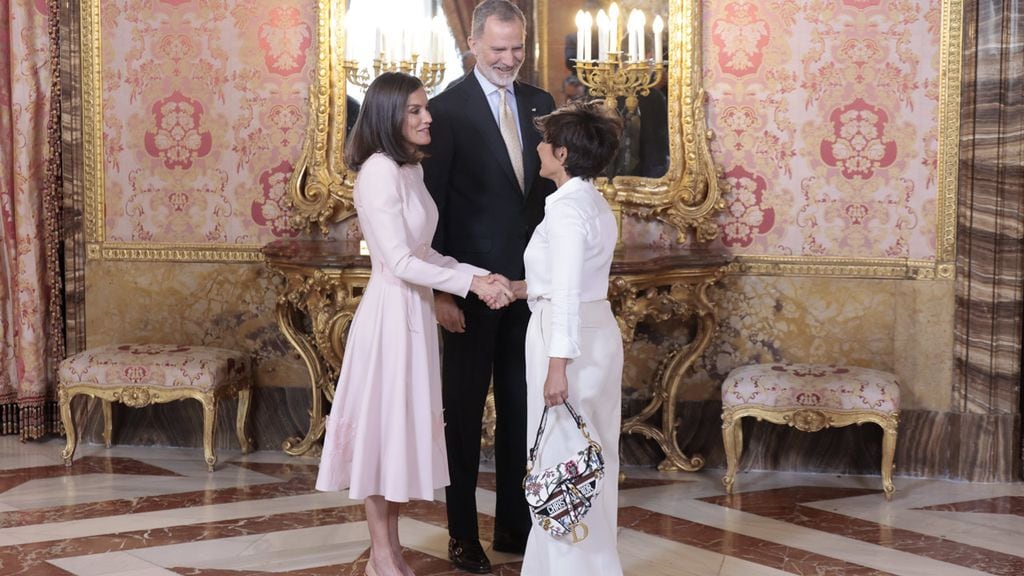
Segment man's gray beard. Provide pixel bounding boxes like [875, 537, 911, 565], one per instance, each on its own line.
[479, 64, 523, 87]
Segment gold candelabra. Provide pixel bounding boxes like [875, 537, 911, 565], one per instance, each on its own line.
[575, 53, 664, 113]
[343, 54, 446, 92]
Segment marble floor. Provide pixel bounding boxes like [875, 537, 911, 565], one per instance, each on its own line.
[2, 438, 1024, 575]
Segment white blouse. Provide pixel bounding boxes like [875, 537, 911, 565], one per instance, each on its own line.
[524, 177, 618, 359]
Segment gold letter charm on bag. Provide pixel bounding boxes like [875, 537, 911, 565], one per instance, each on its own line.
[571, 523, 589, 543]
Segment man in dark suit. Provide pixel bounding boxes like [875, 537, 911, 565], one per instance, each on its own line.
[422, 0, 556, 573]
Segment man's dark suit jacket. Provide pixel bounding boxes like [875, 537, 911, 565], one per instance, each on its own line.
[423, 73, 557, 279]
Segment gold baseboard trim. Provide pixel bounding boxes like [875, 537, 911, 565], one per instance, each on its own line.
[727, 256, 954, 280]
[86, 242, 264, 263]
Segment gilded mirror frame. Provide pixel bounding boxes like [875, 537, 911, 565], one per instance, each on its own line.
[288, 0, 724, 242]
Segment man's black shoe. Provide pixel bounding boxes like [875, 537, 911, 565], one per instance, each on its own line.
[448, 537, 491, 574]
[491, 532, 527, 555]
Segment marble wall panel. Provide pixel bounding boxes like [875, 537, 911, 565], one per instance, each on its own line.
[84, 260, 308, 390]
[686, 275, 954, 411]
[621, 401, 1019, 482]
[68, 386, 313, 453]
[954, 0, 1024, 418]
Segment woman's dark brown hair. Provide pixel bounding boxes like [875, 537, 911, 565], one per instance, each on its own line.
[534, 100, 623, 180]
[345, 72, 425, 170]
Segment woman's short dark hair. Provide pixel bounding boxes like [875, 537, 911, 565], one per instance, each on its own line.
[345, 72, 425, 170]
[534, 101, 623, 180]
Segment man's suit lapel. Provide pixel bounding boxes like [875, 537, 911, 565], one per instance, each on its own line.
[515, 81, 542, 199]
[460, 74, 523, 196]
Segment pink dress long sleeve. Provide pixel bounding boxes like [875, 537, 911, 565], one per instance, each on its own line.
[316, 153, 487, 501]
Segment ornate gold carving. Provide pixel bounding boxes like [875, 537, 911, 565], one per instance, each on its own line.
[264, 241, 730, 464]
[937, 0, 963, 264]
[614, 261, 726, 472]
[722, 405, 899, 499]
[726, 256, 949, 280]
[788, 409, 830, 432]
[116, 386, 156, 408]
[264, 256, 368, 456]
[59, 379, 252, 472]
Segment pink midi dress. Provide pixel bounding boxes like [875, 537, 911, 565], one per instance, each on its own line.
[315, 152, 487, 502]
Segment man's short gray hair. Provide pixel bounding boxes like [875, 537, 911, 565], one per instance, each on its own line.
[471, 0, 526, 39]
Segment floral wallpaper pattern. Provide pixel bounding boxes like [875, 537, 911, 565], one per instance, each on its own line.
[622, 0, 941, 262]
[100, 0, 313, 244]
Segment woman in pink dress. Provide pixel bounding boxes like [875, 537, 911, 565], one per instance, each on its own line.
[315, 72, 513, 576]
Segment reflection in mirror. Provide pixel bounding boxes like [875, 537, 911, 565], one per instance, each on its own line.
[290, 0, 723, 243]
[561, 1, 670, 178]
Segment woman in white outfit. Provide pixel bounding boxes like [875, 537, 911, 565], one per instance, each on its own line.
[511, 101, 624, 575]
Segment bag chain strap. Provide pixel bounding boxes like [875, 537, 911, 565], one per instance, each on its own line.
[524, 401, 597, 475]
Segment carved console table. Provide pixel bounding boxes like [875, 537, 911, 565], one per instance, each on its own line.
[263, 239, 729, 467]
[262, 239, 369, 456]
[611, 247, 729, 472]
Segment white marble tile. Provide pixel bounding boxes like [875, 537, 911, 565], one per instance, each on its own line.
[617, 527, 796, 576]
[0, 468, 282, 510]
[0, 437, 66, 469]
[48, 551, 180, 576]
[0, 492, 358, 545]
[130, 524, 370, 572]
[639, 498, 995, 576]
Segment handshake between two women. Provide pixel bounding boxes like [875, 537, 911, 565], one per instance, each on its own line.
[469, 274, 528, 310]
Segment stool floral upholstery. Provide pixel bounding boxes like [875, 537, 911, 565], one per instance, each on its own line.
[58, 344, 253, 471]
[721, 363, 900, 499]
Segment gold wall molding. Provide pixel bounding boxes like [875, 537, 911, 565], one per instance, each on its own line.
[80, 1, 292, 263]
[936, 0, 963, 265]
[727, 256, 955, 280]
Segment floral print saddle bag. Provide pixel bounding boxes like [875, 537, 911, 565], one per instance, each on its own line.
[522, 401, 605, 542]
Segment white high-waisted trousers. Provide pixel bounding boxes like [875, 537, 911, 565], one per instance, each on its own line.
[520, 299, 624, 576]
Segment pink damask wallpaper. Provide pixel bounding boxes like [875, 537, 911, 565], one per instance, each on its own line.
[100, 0, 314, 244]
[708, 0, 940, 258]
[624, 0, 942, 261]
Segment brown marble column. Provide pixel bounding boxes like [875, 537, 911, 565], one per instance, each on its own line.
[954, 0, 1023, 480]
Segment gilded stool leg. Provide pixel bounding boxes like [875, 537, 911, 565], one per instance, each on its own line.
[59, 386, 77, 466]
[102, 400, 113, 448]
[880, 417, 898, 500]
[235, 387, 253, 454]
[199, 393, 218, 472]
[722, 411, 741, 494]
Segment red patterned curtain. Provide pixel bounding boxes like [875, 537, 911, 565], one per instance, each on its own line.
[0, 0, 65, 439]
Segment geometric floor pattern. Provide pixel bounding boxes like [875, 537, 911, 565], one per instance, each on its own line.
[2, 437, 1023, 575]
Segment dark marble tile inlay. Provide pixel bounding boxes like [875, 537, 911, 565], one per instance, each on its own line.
[915, 496, 1024, 517]
[703, 486, 1024, 575]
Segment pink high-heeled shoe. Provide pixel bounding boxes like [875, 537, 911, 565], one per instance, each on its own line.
[364, 560, 378, 576]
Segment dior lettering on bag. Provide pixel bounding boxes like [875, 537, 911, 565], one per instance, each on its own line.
[522, 401, 605, 543]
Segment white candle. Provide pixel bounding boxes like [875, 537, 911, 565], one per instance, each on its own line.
[575, 10, 585, 62]
[596, 10, 608, 61]
[638, 11, 646, 61]
[375, 28, 382, 59]
[652, 15, 663, 64]
[609, 3, 620, 54]
[583, 12, 593, 61]
[627, 11, 639, 61]
[433, 15, 446, 62]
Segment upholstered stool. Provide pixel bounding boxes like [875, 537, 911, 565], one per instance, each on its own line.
[721, 363, 900, 499]
[58, 344, 254, 471]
